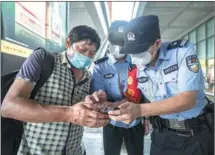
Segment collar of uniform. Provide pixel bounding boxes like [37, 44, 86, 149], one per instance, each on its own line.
[138, 65, 147, 71]
[157, 42, 171, 60]
[107, 53, 131, 65]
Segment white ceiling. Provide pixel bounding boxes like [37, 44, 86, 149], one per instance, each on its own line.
[140, 1, 214, 42]
[67, 2, 106, 41]
[68, 2, 96, 30]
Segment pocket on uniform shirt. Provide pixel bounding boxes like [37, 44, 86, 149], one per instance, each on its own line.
[163, 72, 178, 95]
[163, 72, 178, 84]
[104, 79, 121, 99]
[138, 82, 152, 101]
[104, 80, 112, 92]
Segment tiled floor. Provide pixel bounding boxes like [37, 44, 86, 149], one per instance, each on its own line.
[83, 127, 152, 155]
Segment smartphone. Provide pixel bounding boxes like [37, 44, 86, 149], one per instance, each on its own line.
[102, 107, 120, 114]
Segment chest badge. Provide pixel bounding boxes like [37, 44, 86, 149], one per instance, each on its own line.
[163, 64, 178, 75]
[128, 76, 133, 85]
[137, 77, 148, 83]
[104, 73, 114, 79]
[186, 55, 199, 73]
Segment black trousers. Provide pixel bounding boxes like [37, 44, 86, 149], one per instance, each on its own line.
[103, 122, 144, 155]
[150, 123, 214, 155]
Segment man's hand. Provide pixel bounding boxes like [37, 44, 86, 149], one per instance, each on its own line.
[85, 90, 107, 104]
[108, 102, 141, 124]
[85, 90, 110, 111]
[65, 102, 110, 128]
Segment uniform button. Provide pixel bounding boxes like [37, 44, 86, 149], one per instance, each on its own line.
[160, 82, 162, 85]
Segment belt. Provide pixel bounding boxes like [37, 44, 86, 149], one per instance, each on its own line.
[160, 114, 206, 130]
[151, 114, 207, 137]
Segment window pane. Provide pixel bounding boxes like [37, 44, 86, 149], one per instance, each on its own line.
[207, 37, 214, 59]
[194, 45, 196, 51]
[189, 30, 196, 44]
[183, 34, 188, 40]
[205, 58, 214, 94]
[197, 41, 206, 59]
[197, 24, 206, 42]
[200, 59, 206, 78]
[207, 18, 214, 37]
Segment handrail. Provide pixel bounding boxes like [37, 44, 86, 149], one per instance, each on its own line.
[205, 92, 214, 97]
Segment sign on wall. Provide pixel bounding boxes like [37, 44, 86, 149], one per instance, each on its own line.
[1, 2, 67, 58]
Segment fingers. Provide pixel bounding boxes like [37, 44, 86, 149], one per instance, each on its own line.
[119, 102, 131, 109]
[92, 91, 100, 102]
[109, 113, 131, 122]
[85, 95, 94, 104]
[108, 109, 122, 115]
[82, 102, 97, 110]
[107, 102, 130, 115]
[119, 98, 129, 104]
[98, 90, 107, 100]
[98, 101, 116, 110]
[85, 95, 99, 105]
[85, 117, 110, 128]
[87, 109, 109, 119]
[94, 118, 110, 128]
[85, 91, 105, 104]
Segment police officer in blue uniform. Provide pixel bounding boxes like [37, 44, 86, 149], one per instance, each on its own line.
[91, 21, 146, 155]
[108, 15, 214, 155]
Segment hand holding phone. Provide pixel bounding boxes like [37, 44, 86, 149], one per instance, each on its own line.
[102, 107, 120, 114]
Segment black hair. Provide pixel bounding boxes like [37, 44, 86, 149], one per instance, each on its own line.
[67, 25, 101, 51]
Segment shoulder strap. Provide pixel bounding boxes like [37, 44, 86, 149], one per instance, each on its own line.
[29, 47, 55, 99]
[94, 56, 108, 64]
[167, 39, 189, 50]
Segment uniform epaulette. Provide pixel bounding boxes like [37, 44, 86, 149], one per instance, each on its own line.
[168, 39, 189, 50]
[94, 56, 108, 64]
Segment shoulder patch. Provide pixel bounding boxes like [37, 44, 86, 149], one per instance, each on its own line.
[168, 40, 188, 50]
[94, 57, 108, 64]
[186, 55, 199, 73]
[137, 77, 148, 83]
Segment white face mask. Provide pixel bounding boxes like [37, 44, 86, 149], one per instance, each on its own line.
[109, 45, 126, 59]
[131, 51, 152, 68]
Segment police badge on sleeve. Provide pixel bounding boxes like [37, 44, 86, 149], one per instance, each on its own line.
[186, 55, 200, 73]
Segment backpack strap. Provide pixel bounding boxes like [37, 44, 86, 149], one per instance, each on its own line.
[29, 48, 55, 99]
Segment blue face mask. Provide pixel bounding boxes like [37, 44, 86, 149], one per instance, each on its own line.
[67, 52, 92, 69]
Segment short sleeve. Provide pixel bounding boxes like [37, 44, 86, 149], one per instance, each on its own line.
[90, 64, 105, 93]
[16, 49, 44, 84]
[177, 43, 205, 92]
